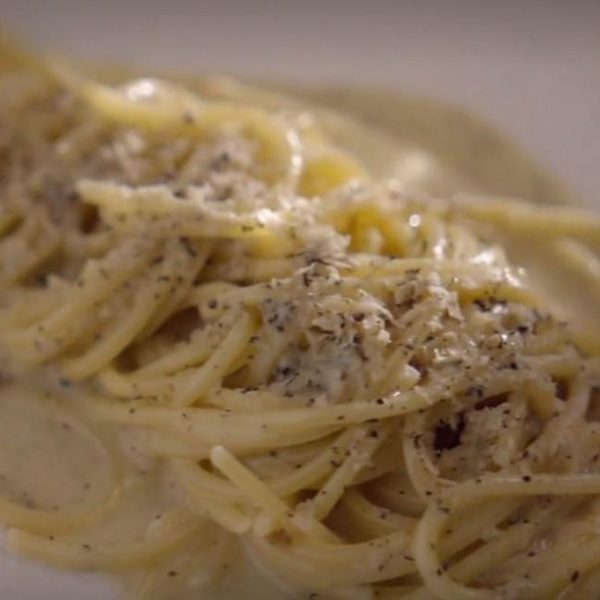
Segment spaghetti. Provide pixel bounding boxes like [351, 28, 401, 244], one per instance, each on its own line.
[0, 51, 599, 600]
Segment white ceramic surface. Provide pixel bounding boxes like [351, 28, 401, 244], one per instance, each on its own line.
[0, 1, 598, 598]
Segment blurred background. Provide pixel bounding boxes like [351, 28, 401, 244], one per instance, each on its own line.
[1, 0, 599, 201]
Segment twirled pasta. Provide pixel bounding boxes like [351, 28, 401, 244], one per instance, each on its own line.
[0, 50, 600, 600]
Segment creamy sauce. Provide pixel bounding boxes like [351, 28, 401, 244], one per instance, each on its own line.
[0, 380, 112, 513]
[0, 376, 305, 598]
[0, 43, 595, 598]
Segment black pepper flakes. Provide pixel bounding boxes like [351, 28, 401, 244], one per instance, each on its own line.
[433, 414, 465, 453]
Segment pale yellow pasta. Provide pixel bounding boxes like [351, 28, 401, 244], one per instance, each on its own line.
[0, 43, 599, 600]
